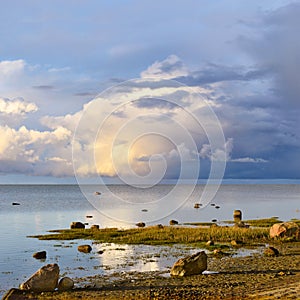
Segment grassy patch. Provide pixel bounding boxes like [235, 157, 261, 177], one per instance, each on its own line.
[222, 217, 283, 227]
[29, 225, 270, 245]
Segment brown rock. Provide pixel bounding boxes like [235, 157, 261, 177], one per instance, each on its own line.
[136, 222, 146, 228]
[170, 251, 207, 276]
[90, 225, 100, 230]
[70, 221, 85, 229]
[58, 277, 74, 291]
[169, 219, 179, 225]
[233, 210, 242, 223]
[19, 263, 59, 292]
[206, 240, 214, 246]
[264, 246, 279, 257]
[270, 222, 299, 239]
[32, 251, 46, 259]
[78, 245, 92, 253]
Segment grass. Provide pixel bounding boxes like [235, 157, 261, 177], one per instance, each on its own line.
[221, 217, 284, 227]
[29, 225, 270, 246]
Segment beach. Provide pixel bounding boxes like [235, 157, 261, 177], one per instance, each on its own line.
[3, 241, 300, 299]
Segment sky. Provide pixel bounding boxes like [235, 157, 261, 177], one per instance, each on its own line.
[0, 0, 300, 184]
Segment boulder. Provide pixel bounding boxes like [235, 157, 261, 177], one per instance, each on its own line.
[33, 251, 46, 259]
[78, 244, 92, 253]
[58, 277, 74, 291]
[270, 222, 299, 239]
[233, 210, 242, 223]
[170, 251, 207, 276]
[19, 263, 59, 292]
[70, 222, 85, 229]
[169, 219, 179, 225]
[264, 246, 279, 257]
[136, 222, 146, 228]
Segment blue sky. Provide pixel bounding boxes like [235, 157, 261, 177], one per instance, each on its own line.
[0, 0, 299, 183]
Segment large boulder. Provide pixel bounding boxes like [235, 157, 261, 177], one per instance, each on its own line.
[270, 222, 299, 239]
[170, 251, 207, 276]
[70, 221, 85, 229]
[19, 263, 59, 292]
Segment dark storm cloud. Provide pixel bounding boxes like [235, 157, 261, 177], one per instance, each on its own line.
[32, 85, 54, 90]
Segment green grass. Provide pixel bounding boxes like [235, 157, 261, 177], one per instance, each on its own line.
[29, 225, 270, 245]
[222, 217, 283, 227]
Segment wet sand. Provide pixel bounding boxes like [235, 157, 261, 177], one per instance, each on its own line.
[3, 242, 300, 300]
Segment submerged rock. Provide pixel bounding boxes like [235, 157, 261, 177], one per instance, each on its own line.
[19, 263, 59, 292]
[170, 251, 207, 276]
[70, 221, 85, 229]
[32, 251, 46, 259]
[58, 277, 74, 291]
[78, 244, 92, 253]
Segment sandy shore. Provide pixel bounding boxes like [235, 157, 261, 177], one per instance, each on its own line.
[3, 241, 300, 300]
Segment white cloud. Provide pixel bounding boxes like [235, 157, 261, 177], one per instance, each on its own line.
[141, 55, 188, 79]
[0, 97, 38, 115]
[0, 59, 25, 77]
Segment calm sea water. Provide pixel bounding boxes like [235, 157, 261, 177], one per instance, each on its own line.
[0, 184, 299, 295]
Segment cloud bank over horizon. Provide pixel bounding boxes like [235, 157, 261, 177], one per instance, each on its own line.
[0, 1, 299, 182]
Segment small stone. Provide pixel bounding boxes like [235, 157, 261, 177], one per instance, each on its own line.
[78, 245, 92, 253]
[58, 277, 74, 291]
[169, 220, 179, 225]
[86, 215, 93, 218]
[264, 246, 279, 257]
[231, 240, 243, 246]
[33, 251, 46, 259]
[90, 225, 99, 230]
[136, 222, 146, 228]
[206, 240, 214, 246]
[12, 202, 20, 205]
[70, 222, 85, 229]
[156, 224, 164, 229]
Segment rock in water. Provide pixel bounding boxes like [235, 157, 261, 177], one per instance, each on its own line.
[70, 221, 85, 229]
[170, 251, 207, 276]
[58, 277, 74, 291]
[33, 251, 46, 259]
[19, 263, 59, 292]
[136, 222, 146, 228]
[270, 222, 299, 239]
[78, 244, 92, 253]
[169, 219, 179, 225]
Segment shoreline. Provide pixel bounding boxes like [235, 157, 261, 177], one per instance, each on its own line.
[3, 241, 300, 299]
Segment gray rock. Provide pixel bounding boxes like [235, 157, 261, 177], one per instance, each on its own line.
[70, 221, 85, 229]
[58, 277, 74, 291]
[19, 263, 59, 292]
[78, 244, 92, 253]
[170, 251, 207, 276]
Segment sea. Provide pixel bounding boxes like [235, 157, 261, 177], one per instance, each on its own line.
[0, 184, 299, 296]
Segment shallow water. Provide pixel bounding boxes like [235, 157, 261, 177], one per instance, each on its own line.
[0, 184, 299, 295]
